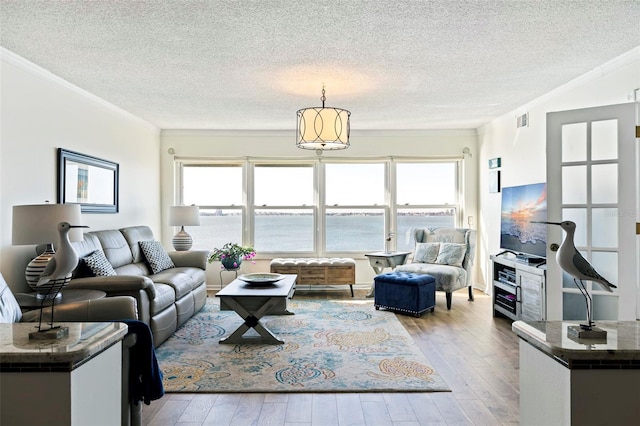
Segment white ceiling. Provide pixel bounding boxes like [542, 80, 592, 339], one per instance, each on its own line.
[1, 1, 639, 130]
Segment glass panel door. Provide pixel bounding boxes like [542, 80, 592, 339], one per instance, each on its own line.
[546, 103, 638, 321]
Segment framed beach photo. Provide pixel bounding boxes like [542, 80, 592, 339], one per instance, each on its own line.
[57, 148, 119, 213]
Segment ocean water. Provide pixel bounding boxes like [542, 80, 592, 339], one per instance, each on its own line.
[188, 214, 454, 253]
[500, 213, 547, 257]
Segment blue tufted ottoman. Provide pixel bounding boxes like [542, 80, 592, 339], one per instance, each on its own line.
[374, 272, 436, 317]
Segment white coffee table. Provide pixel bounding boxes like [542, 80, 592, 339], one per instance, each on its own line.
[216, 274, 296, 344]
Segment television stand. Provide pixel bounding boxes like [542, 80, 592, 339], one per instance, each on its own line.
[496, 249, 518, 257]
[491, 255, 546, 321]
[515, 253, 546, 265]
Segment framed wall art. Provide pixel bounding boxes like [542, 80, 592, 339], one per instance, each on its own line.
[57, 148, 119, 213]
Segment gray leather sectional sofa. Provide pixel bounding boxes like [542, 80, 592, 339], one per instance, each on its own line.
[66, 225, 207, 346]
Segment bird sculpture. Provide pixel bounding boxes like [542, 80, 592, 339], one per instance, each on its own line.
[35, 221, 87, 331]
[542, 220, 616, 330]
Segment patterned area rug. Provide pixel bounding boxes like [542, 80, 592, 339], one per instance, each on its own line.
[155, 297, 450, 393]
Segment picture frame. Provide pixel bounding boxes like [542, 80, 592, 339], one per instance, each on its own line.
[488, 157, 502, 169]
[57, 148, 119, 213]
[489, 170, 501, 193]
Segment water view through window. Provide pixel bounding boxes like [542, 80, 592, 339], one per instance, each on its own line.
[187, 210, 454, 252]
[181, 161, 459, 254]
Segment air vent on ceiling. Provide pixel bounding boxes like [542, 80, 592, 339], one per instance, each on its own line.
[516, 113, 529, 128]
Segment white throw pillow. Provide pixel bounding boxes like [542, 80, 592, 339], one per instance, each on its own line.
[139, 240, 175, 274]
[0, 273, 22, 323]
[435, 243, 466, 267]
[413, 242, 440, 263]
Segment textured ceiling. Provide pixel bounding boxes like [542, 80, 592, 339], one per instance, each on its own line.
[1, 1, 639, 130]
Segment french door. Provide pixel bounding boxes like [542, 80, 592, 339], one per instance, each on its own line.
[546, 102, 639, 321]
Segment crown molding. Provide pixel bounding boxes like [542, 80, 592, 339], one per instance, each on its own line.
[1, 47, 159, 132]
[490, 46, 640, 125]
[161, 128, 478, 138]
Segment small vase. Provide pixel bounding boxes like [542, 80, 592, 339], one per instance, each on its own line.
[221, 256, 242, 270]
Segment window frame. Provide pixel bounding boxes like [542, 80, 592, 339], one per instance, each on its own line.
[323, 161, 388, 253]
[251, 161, 317, 255]
[175, 157, 462, 257]
[177, 161, 247, 251]
[393, 160, 461, 251]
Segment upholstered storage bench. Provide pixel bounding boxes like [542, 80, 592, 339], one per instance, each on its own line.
[374, 272, 436, 317]
[270, 258, 356, 296]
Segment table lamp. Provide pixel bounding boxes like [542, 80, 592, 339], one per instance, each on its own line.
[168, 205, 200, 251]
[12, 203, 83, 299]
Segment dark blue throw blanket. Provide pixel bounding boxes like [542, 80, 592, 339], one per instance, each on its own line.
[121, 320, 164, 405]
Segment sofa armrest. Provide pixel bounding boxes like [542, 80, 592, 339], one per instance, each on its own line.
[21, 296, 138, 322]
[168, 250, 208, 269]
[67, 275, 156, 299]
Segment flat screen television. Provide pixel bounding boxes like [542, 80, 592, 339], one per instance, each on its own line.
[500, 182, 547, 259]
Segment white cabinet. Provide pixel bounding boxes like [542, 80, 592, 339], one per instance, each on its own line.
[0, 323, 126, 426]
[514, 321, 640, 425]
[491, 255, 546, 321]
[518, 269, 545, 321]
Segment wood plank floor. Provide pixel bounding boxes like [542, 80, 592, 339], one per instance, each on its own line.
[142, 287, 519, 425]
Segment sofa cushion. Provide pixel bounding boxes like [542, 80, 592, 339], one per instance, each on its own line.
[114, 262, 151, 276]
[139, 240, 175, 274]
[83, 249, 117, 276]
[93, 230, 134, 268]
[395, 263, 467, 293]
[0, 273, 22, 323]
[414, 242, 440, 263]
[149, 283, 176, 315]
[435, 243, 466, 267]
[71, 233, 103, 278]
[121, 226, 156, 264]
[151, 267, 205, 299]
[71, 232, 102, 259]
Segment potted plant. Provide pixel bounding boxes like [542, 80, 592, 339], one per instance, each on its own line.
[208, 242, 256, 270]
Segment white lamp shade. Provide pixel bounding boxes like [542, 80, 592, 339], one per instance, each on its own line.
[12, 204, 83, 245]
[168, 205, 200, 226]
[296, 106, 350, 150]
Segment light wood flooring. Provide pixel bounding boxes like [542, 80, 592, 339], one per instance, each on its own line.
[142, 287, 519, 425]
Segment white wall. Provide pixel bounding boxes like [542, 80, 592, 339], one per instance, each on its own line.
[477, 47, 640, 293]
[160, 129, 479, 289]
[0, 49, 161, 293]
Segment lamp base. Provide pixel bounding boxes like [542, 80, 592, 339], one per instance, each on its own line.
[25, 245, 55, 291]
[29, 326, 69, 340]
[568, 324, 607, 339]
[172, 228, 193, 251]
[36, 291, 62, 301]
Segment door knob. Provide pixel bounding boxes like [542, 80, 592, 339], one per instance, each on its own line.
[550, 243, 559, 252]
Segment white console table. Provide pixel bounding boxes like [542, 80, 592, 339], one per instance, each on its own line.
[513, 320, 640, 425]
[0, 322, 127, 426]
